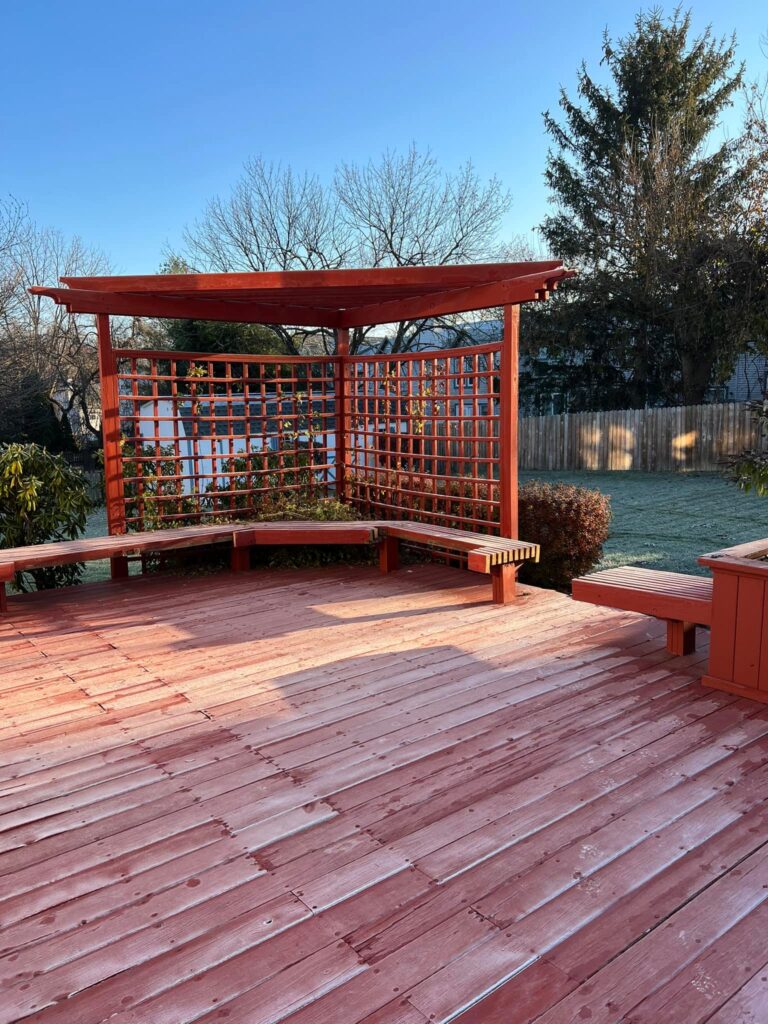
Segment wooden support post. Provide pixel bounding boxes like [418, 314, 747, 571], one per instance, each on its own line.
[499, 304, 519, 540]
[110, 556, 129, 579]
[97, 314, 128, 579]
[335, 327, 350, 502]
[231, 546, 251, 572]
[0, 582, 7, 613]
[491, 563, 517, 604]
[379, 536, 400, 574]
[667, 620, 696, 656]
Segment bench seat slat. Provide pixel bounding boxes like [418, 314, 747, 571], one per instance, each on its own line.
[0, 525, 238, 573]
[1, 517, 540, 610]
[379, 522, 539, 567]
[572, 567, 712, 626]
[233, 524, 379, 546]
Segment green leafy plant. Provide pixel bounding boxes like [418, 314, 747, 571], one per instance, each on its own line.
[518, 480, 611, 591]
[0, 443, 92, 591]
[724, 399, 768, 496]
[121, 440, 199, 530]
[244, 493, 369, 570]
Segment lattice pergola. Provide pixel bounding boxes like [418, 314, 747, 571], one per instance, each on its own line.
[32, 261, 573, 542]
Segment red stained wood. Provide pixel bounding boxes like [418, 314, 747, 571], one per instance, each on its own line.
[32, 261, 572, 326]
[378, 536, 400, 574]
[0, 566, 765, 1024]
[490, 563, 516, 604]
[572, 566, 713, 626]
[667, 619, 696, 656]
[96, 314, 126, 540]
[706, 964, 768, 1023]
[732, 576, 764, 690]
[499, 304, 519, 539]
[233, 523, 379, 546]
[708, 570, 740, 680]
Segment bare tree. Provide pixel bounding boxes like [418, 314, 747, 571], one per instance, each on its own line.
[0, 197, 30, 321]
[175, 145, 515, 354]
[0, 206, 110, 445]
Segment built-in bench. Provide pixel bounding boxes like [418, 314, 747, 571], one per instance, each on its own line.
[572, 566, 713, 655]
[374, 521, 539, 604]
[0, 520, 539, 610]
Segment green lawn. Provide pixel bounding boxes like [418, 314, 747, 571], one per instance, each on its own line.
[521, 470, 767, 576]
[79, 471, 766, 584]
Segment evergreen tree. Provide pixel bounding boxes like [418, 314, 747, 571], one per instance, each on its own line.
[533, 8, 768, 407]
[155, 257, 289, 357]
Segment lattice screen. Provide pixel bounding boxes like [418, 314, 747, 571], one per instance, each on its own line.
[114, 351, 338, 529]
[344, 344, 502, 532]
[110, 344, 502, 533]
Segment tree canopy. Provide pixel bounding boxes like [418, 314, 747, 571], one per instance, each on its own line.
[530, 8, 768, 408]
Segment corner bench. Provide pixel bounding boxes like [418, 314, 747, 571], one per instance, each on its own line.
[0, 520, 539, 611]
[572, 566, 712, 655]
[374, 521, 539, 604]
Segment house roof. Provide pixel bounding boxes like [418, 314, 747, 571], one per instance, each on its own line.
[30, 261, 574, 330]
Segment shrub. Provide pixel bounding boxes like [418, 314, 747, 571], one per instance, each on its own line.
[0, 443, 92, 591]
[723, 398, 768, 496]
[253, 493, 359, 523]
[250, 493, 371, 569]
[518, 480, 611, 591]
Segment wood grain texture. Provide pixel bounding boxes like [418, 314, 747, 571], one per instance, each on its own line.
[0, 564, 765, 1024]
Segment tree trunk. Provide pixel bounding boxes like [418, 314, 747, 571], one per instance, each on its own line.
[680, 350, 715, 406]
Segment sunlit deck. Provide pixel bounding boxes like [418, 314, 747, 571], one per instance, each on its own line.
[1, 564, 767, 1024]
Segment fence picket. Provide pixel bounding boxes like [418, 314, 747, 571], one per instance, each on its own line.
[518, 402, 761, 473]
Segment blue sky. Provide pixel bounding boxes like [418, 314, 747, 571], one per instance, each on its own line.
[1, 0, 765, 275]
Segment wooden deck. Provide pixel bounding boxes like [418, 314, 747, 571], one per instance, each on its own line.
[1, 564, 767, 1024]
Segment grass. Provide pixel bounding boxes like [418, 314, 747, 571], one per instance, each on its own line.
[76, 471, 767, 585]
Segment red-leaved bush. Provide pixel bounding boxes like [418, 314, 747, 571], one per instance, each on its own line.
[518, 480, 611, 591]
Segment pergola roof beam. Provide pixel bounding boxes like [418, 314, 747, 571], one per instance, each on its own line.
[59, 261, 565, 295]
[336, 271, 572, 328]
[29, 287, 342, 328]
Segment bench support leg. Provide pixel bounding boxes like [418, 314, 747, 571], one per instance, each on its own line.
[667, 620, 696, 656]
[0, 583, 7, 613]
[379, 536, 399, 574]
[231, 546, 250, 572]
[110, 556, 129, 580]
[491, 564, 517, 605]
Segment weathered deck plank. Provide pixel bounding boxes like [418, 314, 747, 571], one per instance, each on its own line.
[0, 564, 766, 1023]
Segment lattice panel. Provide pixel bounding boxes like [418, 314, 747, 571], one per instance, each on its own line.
[344, 344, 502, 532]
[114, 351, 338, 530]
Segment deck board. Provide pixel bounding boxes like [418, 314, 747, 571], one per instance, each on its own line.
[0, 563, 766, 1023]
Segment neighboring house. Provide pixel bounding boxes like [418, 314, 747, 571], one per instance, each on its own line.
[707, 347, 768, 404]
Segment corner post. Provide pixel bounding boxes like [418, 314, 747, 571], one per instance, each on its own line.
[335, 327, 350, 502]
[96, 313, 128, 579]
[499, 304, 519, 539]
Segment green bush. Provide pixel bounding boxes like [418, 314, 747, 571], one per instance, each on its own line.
[249, 493, 372, 569]
[253, 492, 358, 523]
[724, 399, 768, 496]
[0, 443, 92, 591]
[518, 480, 611, 591]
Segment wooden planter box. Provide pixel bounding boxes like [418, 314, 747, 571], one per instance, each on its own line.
[699, 539, 768, 704]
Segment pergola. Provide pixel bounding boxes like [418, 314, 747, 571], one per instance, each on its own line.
[32, 260, 573, 544]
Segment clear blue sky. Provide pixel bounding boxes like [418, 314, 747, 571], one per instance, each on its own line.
[1, 0, 765, 275]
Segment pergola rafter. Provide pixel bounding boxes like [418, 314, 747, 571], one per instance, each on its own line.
[30, 260, 572, 329]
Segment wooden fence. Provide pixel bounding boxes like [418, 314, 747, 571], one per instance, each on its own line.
[519, 403, 763, 472]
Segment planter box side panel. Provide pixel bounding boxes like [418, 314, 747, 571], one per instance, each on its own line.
[704, 566, 768, 704]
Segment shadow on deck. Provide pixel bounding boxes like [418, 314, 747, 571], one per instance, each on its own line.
[1, 564, 767, 1024]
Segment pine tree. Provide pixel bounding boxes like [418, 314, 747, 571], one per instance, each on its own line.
[535, 8, 768, 407]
